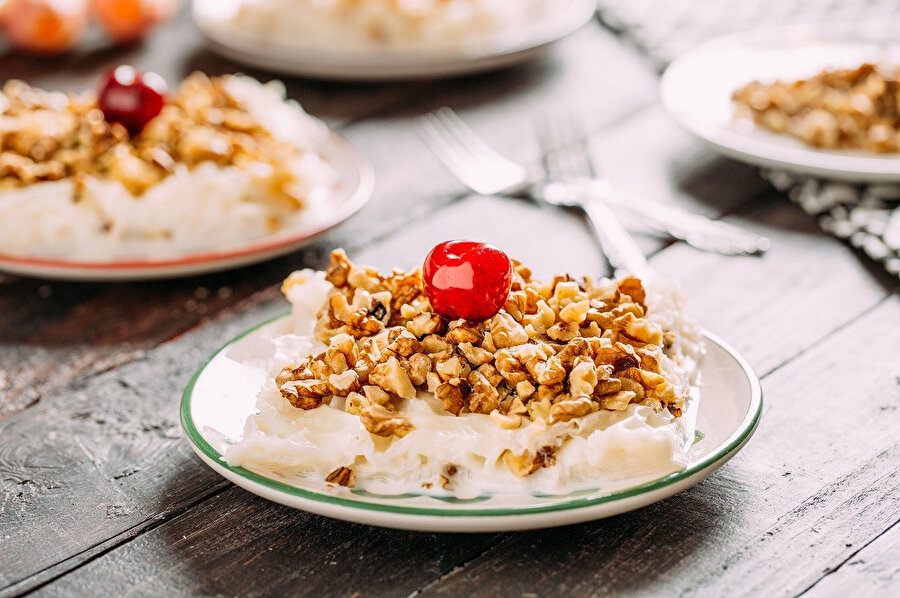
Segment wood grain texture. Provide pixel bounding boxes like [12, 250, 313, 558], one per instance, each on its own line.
[0, 249, 333, 420]
[803, 521, 900, 598]
[29, 486, 501, 598]
[0, 297, 290, 594]
[651, 193, 898, 375]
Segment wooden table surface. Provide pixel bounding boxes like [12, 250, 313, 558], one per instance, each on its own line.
[1, 10, 899, 598]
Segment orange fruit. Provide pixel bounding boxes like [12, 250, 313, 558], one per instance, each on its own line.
[92, 0, 179, 42]
[3, 0, 89, 55]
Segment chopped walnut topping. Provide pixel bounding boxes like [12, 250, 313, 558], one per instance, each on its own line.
[359, 403, 414, 438]
[501, 445, 557, 477]
[369, 356, 417, 400]
[0, 74, 313, 204]
[275, 251, 690, 448]
[490, 409, 522, 430]
[325, 466, 355, 488]
[436, 382, 466, 415]
[502, 449, 540, 477]
[549, 395, 595, 423]
[733, 64, 900, 153]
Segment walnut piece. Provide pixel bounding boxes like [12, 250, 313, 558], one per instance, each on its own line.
[359, 403, 414, 438]
[325, 466, 355, 488]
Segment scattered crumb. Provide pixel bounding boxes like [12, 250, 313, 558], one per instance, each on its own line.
[37, 285, 52, 298]
[105, 504, 130, 518]
[217, 286, 233, 300]
[113, 467, 142, 480]
[141, 420, 180, 439]
[194, 286, 210, 300]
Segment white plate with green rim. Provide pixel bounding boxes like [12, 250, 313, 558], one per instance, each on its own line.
[181, 314, 762, 532]
[192, 0, 596, 81]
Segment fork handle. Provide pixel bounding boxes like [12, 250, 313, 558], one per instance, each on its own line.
[585, 182, 770, 256]
[581, 197, 652, 279]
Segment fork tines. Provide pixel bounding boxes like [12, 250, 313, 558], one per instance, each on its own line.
[418, 107, 528, 196]
[535, 114, 597, 182]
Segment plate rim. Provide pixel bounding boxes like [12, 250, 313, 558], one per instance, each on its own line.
[191, 0, 597, 80]
[660, 22, 900, 182]
[180, 313, 763, 519]
[0, 131, 374, 279]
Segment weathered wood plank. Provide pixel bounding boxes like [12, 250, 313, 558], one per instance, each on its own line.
[0, 250, 327, 419]
[413, 297, 900, 598]
[802, 521, 900, 598]
[320, 25, 665, 253]
[651, 194, 898, 375]
[346, 106, 774, 278]
[28, 486, 501, 598]
[0, 297, 289, 595]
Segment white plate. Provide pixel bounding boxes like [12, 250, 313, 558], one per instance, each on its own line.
[192, 0, 596, 81]
[0, 132, 374, 281]
[661, 22, 900, 182]
[181, 315, 762, 532]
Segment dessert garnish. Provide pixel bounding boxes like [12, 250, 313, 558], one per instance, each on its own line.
[423, 240, 512, 321]
[98, 65, 167, 135]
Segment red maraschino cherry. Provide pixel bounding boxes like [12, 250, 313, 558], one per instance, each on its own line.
[98, 65, 166, 135]
[423, 240, 512, 321]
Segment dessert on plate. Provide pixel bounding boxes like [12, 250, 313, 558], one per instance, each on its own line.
[214, 0, 567, 53]
[226, 242, 705, 497]
[0, 66, 337, 260]
[733, 63, 900, 153]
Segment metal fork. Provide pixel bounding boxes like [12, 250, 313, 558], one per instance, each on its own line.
[419, 107, 770, 256]
[534, 114, 652, 277]
[419, 108, 530, 196]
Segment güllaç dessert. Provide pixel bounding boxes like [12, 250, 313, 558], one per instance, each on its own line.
[226, 242, 705, 497]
